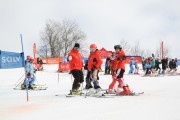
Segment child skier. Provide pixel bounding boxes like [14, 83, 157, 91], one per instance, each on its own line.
[134, 60, 139, 74]
[108, 45, 132, 95]
[22, 56, 35, 89]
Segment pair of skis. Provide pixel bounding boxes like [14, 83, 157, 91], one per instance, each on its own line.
[65, 90, 144, 98]
[14, 84, 48, 90]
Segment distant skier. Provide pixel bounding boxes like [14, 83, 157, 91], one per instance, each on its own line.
[144, 58, 152, 75]
[155, 57, 161, 74]
[142, 57, 146, 70]
[134, 60, 139, 74]
[36, 57, 43, 71]
[161, 57, 168, 74]
[68, 43, 84, 95]
[129, 57, 134, 74]
[168, 59, 177, 73]
[104, 56, 111, 75]
[150, 57, 155, 74]
[87, 44, 102, 96]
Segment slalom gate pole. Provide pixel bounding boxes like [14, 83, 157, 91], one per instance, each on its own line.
[20, 34, 29, 102]
[25, 78, 29, 102]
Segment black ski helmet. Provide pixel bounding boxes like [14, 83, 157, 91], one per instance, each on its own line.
[114, 45, 122, 50]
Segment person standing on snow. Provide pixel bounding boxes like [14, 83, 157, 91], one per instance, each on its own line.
[68, 43, 84, 95]
[104, 56, 111, 75]
[134, 60, 139, 74]
[161, 57, 168, 74]
[87, 44, 102, 96]
[108, 45, 132, 95]
[22, 56, 35, 89]
[129, 57, 134, 74]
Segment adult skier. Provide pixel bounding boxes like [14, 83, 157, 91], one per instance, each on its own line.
[68, 43, 84, 95]
[87, 44, 102, 96]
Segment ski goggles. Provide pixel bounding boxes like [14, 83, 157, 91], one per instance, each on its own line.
[90, 48, 96, 52]
[74, 47, 80, 51]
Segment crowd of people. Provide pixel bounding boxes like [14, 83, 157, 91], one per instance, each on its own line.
[21, 43, 179, 96]
[142, 57, 178, 76]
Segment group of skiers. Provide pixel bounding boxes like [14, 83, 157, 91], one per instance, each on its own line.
[142, 57, 178, 76]
[68, 43, 132, 96]
[21, 43, 178, 96]
[129, 57, 139, 74]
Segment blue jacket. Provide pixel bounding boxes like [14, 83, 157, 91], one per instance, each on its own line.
[25, 62, 34, 76]
[129, 60, 134, 66]
[144, 63, 151, 69]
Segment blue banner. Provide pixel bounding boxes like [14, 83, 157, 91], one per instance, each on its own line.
[0, 51, 25, 69]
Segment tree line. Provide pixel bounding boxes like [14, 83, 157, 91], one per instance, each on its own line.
[37, 19, 169, 58]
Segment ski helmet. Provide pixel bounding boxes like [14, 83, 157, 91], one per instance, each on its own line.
[114, 45, 122, 50]
[90, 44, 97, 49]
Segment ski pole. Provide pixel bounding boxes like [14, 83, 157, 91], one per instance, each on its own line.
[25, 78, 29, 102]
[80, 82, 83, 96]
[14, 74, 25, 86]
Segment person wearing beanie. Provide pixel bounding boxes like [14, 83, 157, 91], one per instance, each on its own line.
[68, 43, 84, 95]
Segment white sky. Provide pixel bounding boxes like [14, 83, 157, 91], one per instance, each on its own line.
[0, 0, 180, 58]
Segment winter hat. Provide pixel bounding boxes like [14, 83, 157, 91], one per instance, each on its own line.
[74, 43, 80, 48]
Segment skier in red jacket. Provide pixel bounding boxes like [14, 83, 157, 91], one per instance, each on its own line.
[108, 45, 132, 95]
[87, 44, 102, 96]
[68, 43, 84, 95]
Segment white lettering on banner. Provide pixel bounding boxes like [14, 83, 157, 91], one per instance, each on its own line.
[2, 56, 21, 63]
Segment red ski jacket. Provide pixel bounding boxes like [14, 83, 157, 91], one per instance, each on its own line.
[88, 49, 102, 71]
[68, 49, 83, 71]
[115, 50, 126, 70]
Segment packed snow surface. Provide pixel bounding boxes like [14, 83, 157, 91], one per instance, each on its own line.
[0, 64, 180, 120]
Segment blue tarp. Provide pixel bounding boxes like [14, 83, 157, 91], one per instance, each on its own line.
[0, 51, 25, 69]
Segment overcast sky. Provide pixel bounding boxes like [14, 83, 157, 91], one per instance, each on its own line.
[0, 0, 180, 58]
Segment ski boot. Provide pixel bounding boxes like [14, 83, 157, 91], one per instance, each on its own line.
[86, 88, 95, 96]
[21, 84, 25, 90]
[119, 85, 132, 95]
[71, 89, 81, 95]
[94, 88, 102, 97]
[28, 85, 35, 90]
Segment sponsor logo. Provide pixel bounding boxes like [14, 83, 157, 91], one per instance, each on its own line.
[2, 56, 21, 63]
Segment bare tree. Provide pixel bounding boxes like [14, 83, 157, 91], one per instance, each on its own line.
[60, 20, 86, 57]
[37, 19, 86, 58]
[130, 41, 142, 56]
[38, 20, 60, 58]
[119, 39, 131, 55]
